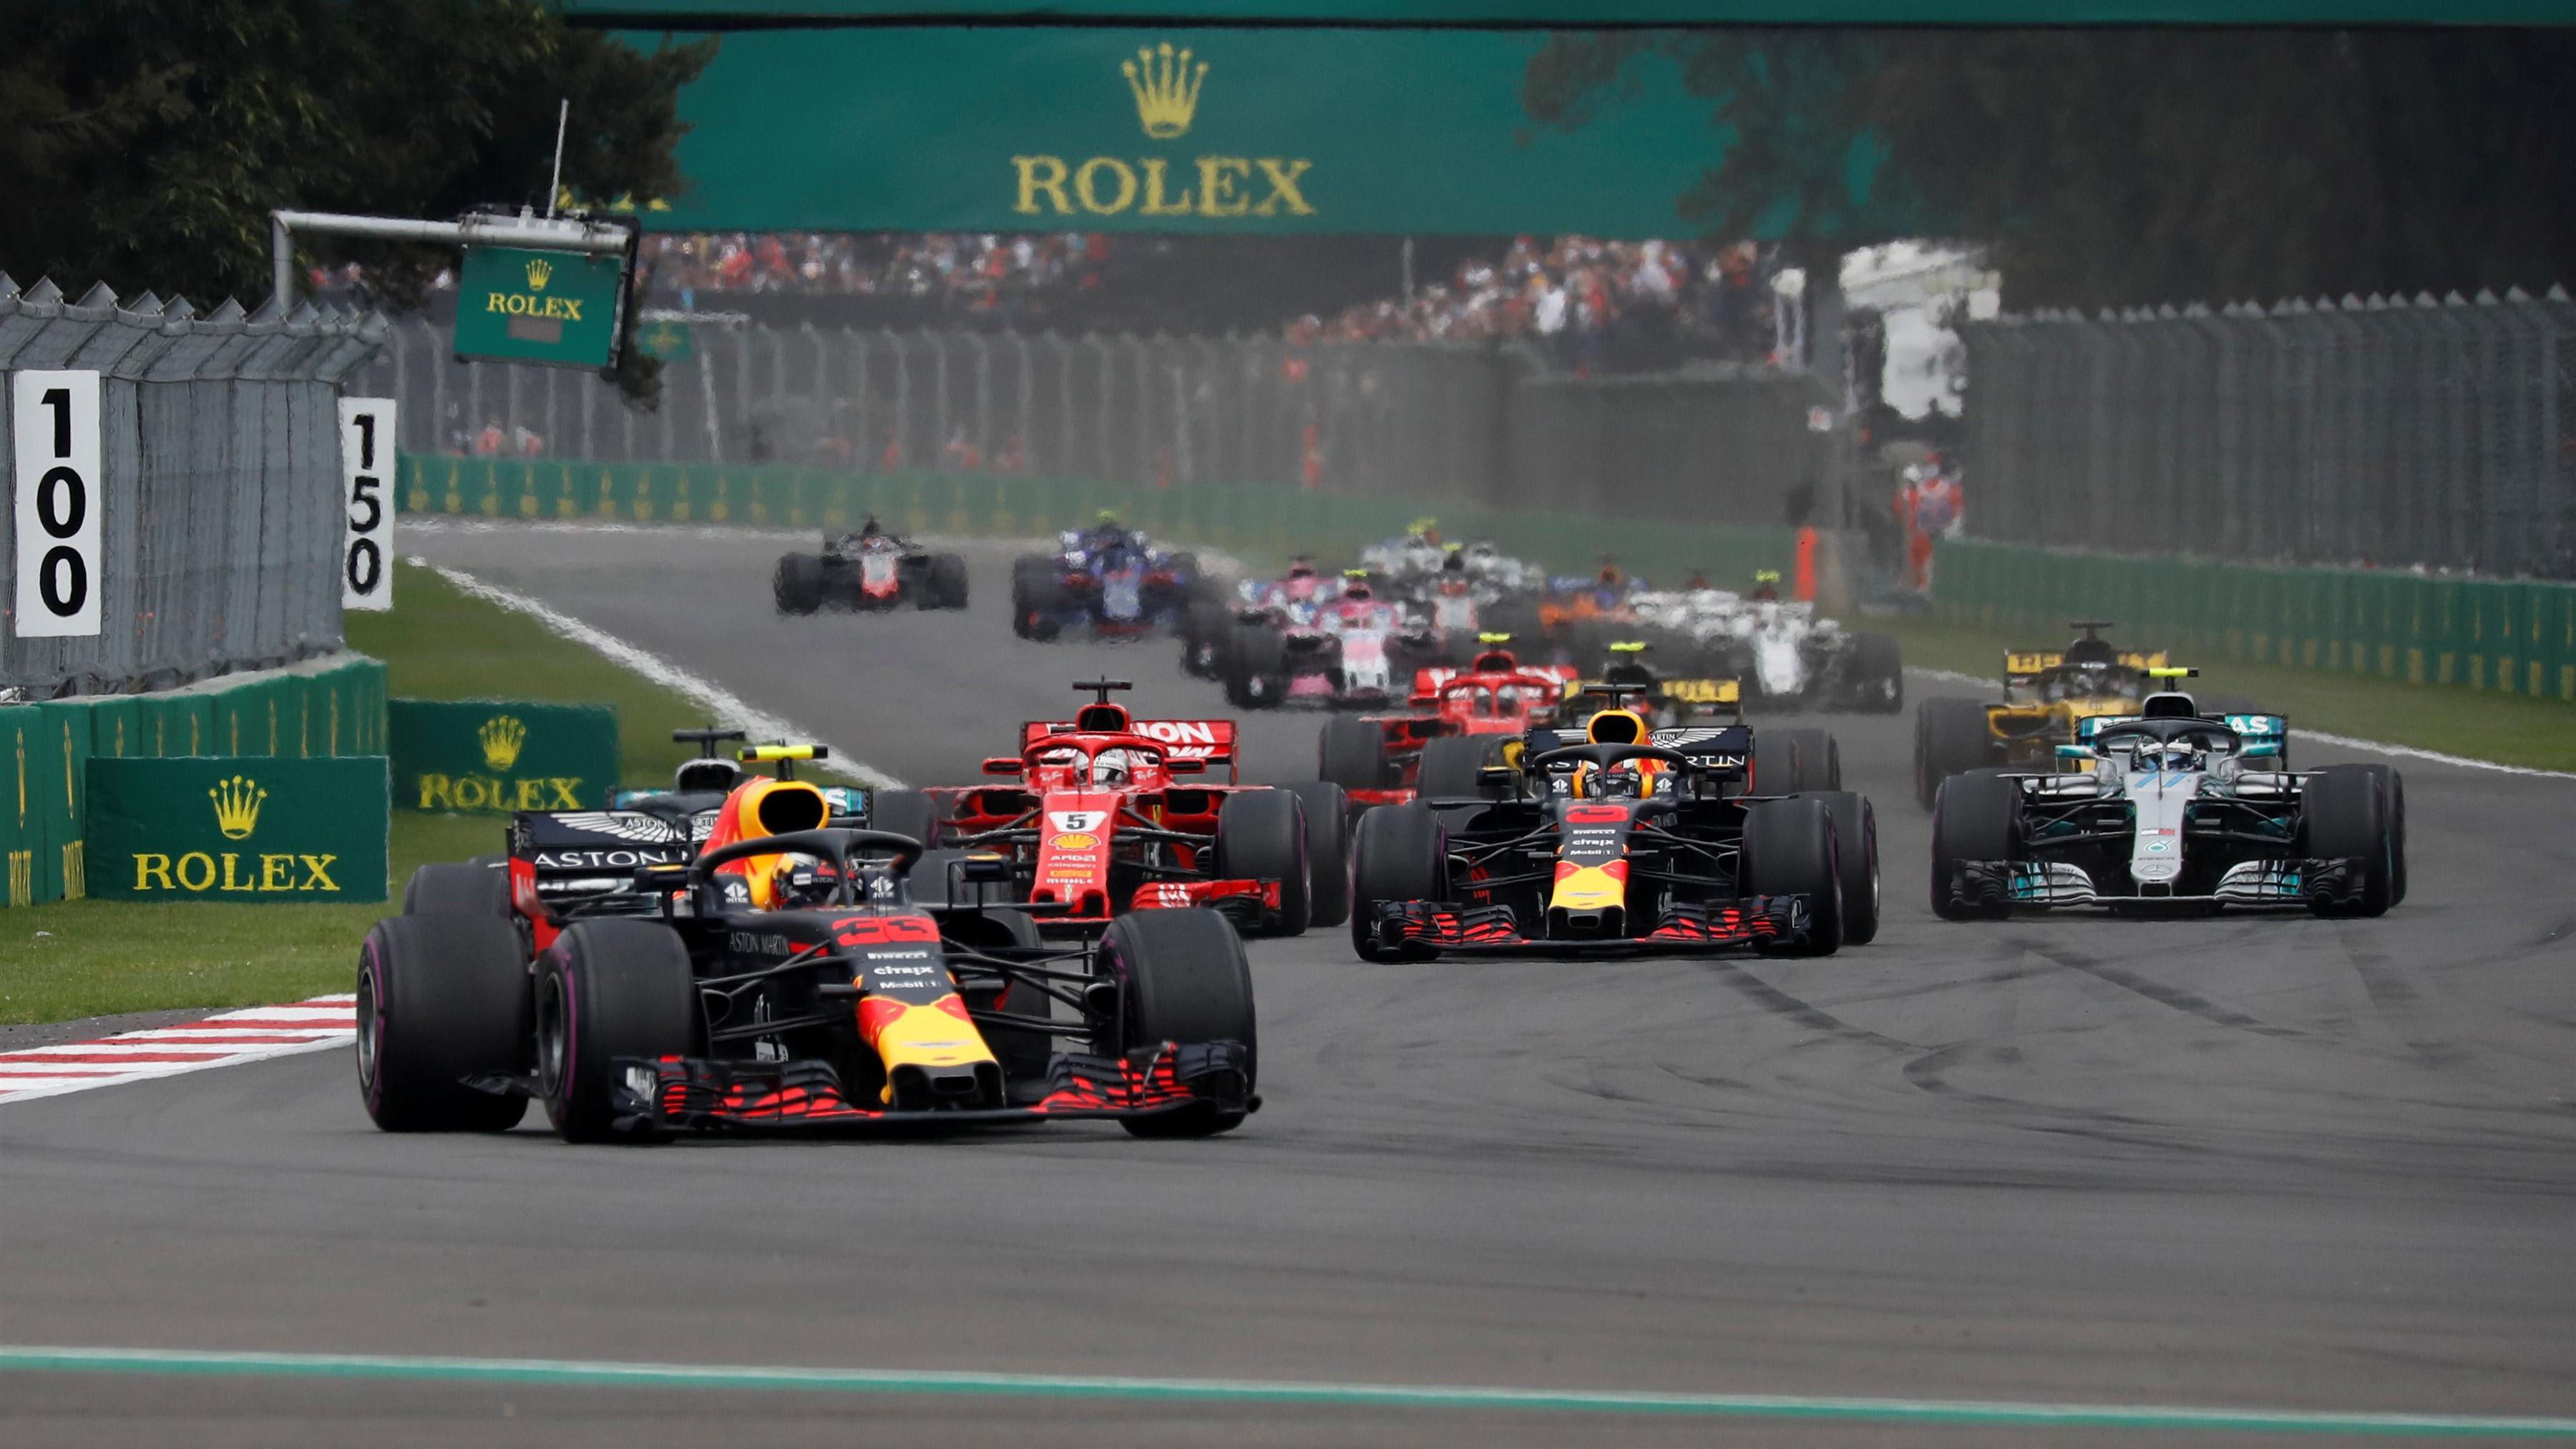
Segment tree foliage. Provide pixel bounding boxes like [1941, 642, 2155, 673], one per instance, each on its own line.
[1527, 28, 2576, 310]
[0, 0, 713, 397]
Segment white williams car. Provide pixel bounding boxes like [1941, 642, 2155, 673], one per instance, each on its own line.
[1929, 688, 2406, 918]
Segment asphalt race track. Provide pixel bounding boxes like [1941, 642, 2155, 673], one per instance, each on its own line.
[6, 525, 2573, 1447]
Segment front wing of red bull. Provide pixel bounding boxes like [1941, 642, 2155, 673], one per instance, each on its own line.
[609, 1040, 1254, 1133]
[1364, 894, 1808, 956]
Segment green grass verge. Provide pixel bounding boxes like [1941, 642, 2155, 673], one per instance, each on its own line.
[1, 562, 711, 1025]
[1861, 611, 2576, 773]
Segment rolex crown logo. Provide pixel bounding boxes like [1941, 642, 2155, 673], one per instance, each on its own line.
[526, 257, 552, 291]
[1121, 42, 1206, 140]
[210, 775, 267, 841]
[479, 714, 528, 772]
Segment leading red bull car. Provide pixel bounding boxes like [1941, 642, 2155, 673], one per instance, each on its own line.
[359, 821, 1257, 1142]
[888, 680, 1351, 939]
[1317, 634, 1579, 814]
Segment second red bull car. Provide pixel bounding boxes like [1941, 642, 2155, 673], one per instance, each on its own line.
[1348, 700, 1880, 960]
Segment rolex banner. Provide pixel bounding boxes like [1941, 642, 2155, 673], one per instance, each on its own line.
[389, 700, 619, 814]
[87, 756, 389, 902]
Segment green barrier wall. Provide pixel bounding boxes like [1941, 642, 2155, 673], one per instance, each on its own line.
[1932, 538, 2576, 702]
[399, 455, 1799, 591]
[0, 657, 389, 907]
[87, 756, 390, 904]
[389, 700, 620, 814]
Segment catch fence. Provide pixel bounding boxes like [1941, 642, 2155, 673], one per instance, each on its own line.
[361, 320, 1835, 533]
[1, 277, 386, 696]
[1959, 287, 2576, 579]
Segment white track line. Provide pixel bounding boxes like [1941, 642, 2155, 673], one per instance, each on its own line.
[417, 560, 901, 789]
[0, 996, 355, 1106]
[1906, 665, 2576, 779]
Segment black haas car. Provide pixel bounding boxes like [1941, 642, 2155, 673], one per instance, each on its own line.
[774, 519, 968, 614]
[358, 827, 1257, 1143]
[1347, 691, 1880, 961]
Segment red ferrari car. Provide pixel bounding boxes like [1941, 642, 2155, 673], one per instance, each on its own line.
[1317, 636, 1578, 813]
[887, 681, 1350, 939]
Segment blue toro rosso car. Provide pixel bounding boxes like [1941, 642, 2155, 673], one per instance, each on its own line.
[1010, 517, 1216, 642]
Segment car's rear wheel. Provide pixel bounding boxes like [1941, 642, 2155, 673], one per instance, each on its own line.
[1010, 557, 1063, 640]
[1931, 771, 2022, 919]
[401, 859, 512, 919]
[1224, 624, 1287, 709]
[356, 914, 530, 1133]
[1214, 789, 1310, 935]
[535, 919, 699, 1143]
[1783, 727, 1842, 791]
[924, 552, 970, 610]
[1288, 781, 1352, 929]
[2301, 767, 2396, 917]
[1916, 696, 1994, 811]
[1318, 715, 1389, 796]
[1096, 909, 1255, 1138]
[1350, 802, 1446, 962]
[1415, 734, 1499, 801]
[869, 789, 945, 852]
[773, 553, 825, 615]
[1796, 790, 1880, 945]
[1850, 632, 1904, 713]
[1182, 599, 1234, 678]
[1742, 796, 1842, 956]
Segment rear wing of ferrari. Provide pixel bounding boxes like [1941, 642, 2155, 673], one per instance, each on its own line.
[1020, 718, 1241, 782]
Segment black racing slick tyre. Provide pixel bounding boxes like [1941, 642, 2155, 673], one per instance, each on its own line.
[1415, 734, 1499, 801]
[868, 789, 945, 852]
[928, 552, 970, 610]
[774, 553, 825, 615]
[1931, 771, 2022, 920]
[1183, 599, 1234, 678]
[1318, 715, 1390, 796]
[1349, 802, 1446, 962]
[1916, 696, 1993, 811]
[401, 859, 512, 919]
[1215, 789, 1312, 936]
[356, 914, 530, 1133]
[1010, 557, 1063, 640]
[1782, 727, 1842, 792]
[535, 920, 699, 1143]
[2313, 763, 2406, 907]
[1851, 632, 1904, 713]
[1750, 730, 1798, 796]
[1289, 781, 1352, 930]
[1797, 790, 1881, 947]
[1099, 909, 1256, 1138]
[1224, 624, 1287, 710]
[1742, 796, 1842, 957]
[2301, 767, 2397, 918]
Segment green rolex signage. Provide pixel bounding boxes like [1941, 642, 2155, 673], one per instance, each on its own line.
[389, 700, 620, 814]
[650, 29, 1894, 238]
[453, 246, 630, 369]
[87, 756, 390, 903]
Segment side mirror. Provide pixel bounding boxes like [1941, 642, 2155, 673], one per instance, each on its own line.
[958, 852, 1013, 885]
[1477, 763, 1517, 789]
[981, 756, 1024, 776]
[2054, 744, 2097, 761]
[1164, 757, 1206, 775]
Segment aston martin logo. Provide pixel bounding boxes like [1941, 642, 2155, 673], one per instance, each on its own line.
[1122, 43, 1206, 139]
[525, 257, 552, 291]
[479, 714, 527, 771]
[210, 775, 267, 840]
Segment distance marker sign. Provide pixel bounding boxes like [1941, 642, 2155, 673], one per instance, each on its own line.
[452, 246, 629, 370]
[12, 370, 104, 638]
[338, 398, 395, 611]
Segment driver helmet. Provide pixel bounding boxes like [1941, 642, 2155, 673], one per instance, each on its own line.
[1090, 748, 1138, 787]
[1342, 571, 1374, 601]
[1286, 555, 1318, 579]
[771, 854, 846, 909]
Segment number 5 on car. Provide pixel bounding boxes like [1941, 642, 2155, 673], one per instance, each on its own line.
[11, 369, 103, 638]
[338, 397, 396, 611]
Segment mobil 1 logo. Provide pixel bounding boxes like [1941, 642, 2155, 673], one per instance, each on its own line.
[337, 397, 396, 611]
[11, 369, 102, 638]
